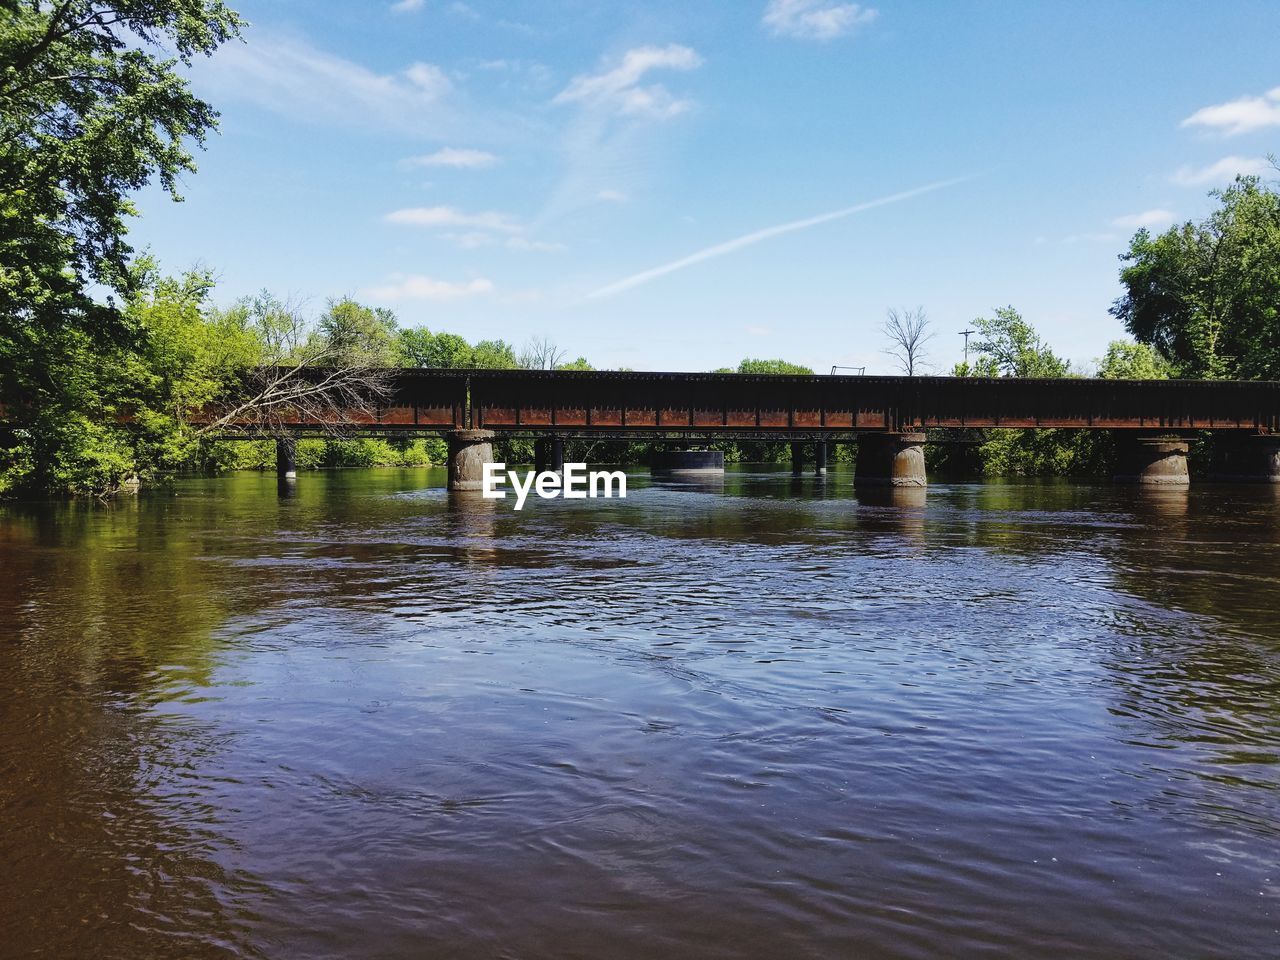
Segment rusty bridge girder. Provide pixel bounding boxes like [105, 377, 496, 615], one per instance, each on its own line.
[205, 368, 1280, 437]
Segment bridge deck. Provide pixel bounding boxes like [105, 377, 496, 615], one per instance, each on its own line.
[279, 369, 1280, 437]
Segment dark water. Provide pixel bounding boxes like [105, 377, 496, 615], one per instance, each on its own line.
[2, 467, 1279, 959]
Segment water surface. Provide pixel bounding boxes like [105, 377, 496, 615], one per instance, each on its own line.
[2, 467, 1278, 958]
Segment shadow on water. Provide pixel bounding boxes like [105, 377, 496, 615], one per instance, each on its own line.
[2, 466, 1280, 958]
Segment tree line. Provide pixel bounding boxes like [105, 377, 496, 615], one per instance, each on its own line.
[2, 3, 1278, 496]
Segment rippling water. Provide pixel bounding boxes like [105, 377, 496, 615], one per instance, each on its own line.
[2, 466, 1279, 958]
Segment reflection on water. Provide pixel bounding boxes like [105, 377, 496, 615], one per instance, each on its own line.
[2, 466, 1279, 959]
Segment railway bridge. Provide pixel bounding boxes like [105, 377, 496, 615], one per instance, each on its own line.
[216, 368, 1280, 490]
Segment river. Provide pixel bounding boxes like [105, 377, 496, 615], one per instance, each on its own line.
[2, 466, 1278, 958]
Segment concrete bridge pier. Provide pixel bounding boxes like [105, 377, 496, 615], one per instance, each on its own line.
[855, 432, 927, 487]
[1210, 434, 1280, 482]
[1113, 435, 1190, 485]
[814, 440, 828, 476]
[276, 437, 297, 491]
[534, 436, 565, 474]
[448, 429, 496, 492]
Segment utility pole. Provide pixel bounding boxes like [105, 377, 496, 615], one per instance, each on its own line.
[959, 328, 975, 365]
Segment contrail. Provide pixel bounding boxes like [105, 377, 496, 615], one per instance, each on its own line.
[586, 175, 974, 300]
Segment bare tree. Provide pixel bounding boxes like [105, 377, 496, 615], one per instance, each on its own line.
[519, 335, 567, 370]
[194, 294, 394, 438]
[882, 307, 934, 376]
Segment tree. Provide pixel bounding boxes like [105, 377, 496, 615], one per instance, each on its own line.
[0, 1, 244, 359]
[518, 335, 566, 370]
[968, 306, 1070, 378]
[882, 306, 933, 375]
[398, 328, 472, 368]
[194, 294, 393, 440]
[0, 0, 244, 495]
[732, 358, 815, 375]
[396, 329, 518, 369]
[1111, 174, 1280, 380]
[1096, 340, 1169, 380]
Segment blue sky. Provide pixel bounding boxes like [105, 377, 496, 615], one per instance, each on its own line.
[132, 0, 1280, 373]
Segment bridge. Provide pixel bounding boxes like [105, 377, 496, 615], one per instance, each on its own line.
[213, 369, 1280, 489]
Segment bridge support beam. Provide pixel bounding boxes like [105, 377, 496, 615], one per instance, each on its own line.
[1209, 434, 1280, 482]
[276, 437, 297, 487]
[535, 436, 564, 474]
[814, 440, 828, 476]
[1113, 435, 1190, 485]
[448, 429, 496, 492]
[653, 449, 725, 477]
[791, 441, 804, 474]
[855, 432, 927, 487]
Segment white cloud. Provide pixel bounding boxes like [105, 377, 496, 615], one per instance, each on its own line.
[587, 176, 970, 300]
[197, 35, 457, 134]
[404, 62, 451, 97]
[554, 45, 703, 120]
[762, 0, 878, 40]
[405, 147, 499, 168]
[385, 205, 522, 232]
[596, 188, 629, 203]
[1111, 209, 1176, 229]
[390, 0, 425, 12]
[1182, 87, 1280, 137]
[365, 274, 494, 301]
[1170, 155, 1271, 186]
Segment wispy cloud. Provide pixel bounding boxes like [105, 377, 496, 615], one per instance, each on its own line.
[1112, 209, 1176, 229]
[1171, 155, 1271, 186]
[364, 274, 494, 301]
[1182, 87, 1280, 136]
[596, 188, 629, 203]
[587, 176, 971, 300]
[385, 205, 521, 232]
[762, 0, 878, 40]
[197, 34, 457, 134]
[405, 147, 499, 169]
[390, 0, 425, 12]
[554, 45, 703, 120]
[537, 46, 702, 225]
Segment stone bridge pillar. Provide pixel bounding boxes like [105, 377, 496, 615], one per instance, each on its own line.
[855, 432, 927, 487]
[1113, 435, 1190, 485]
[1210, 433, 1280, 482]
[814, 440, 828, 476]
[448, 429, 495, 492]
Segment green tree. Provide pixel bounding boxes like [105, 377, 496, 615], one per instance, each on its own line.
[1096, 340, 1169, 380]
[0, 0, 243, 495]
[315, 298, 398, 366]
[472, 338, 517, 368]
[731, 358, 815, 375]
[968, 306, 1070, 378]
[1111, 174, 1280, 380]
[398, 328, 472, 368]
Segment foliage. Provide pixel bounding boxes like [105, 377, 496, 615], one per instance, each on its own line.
[1096, 340, 1170, 380]
[966, 306, 1071, 378]
[1, 0, 244, 397]
[729, 358, 816, 375]
[397, 327, 518, 369]
[1111, 175, 1280, 380]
